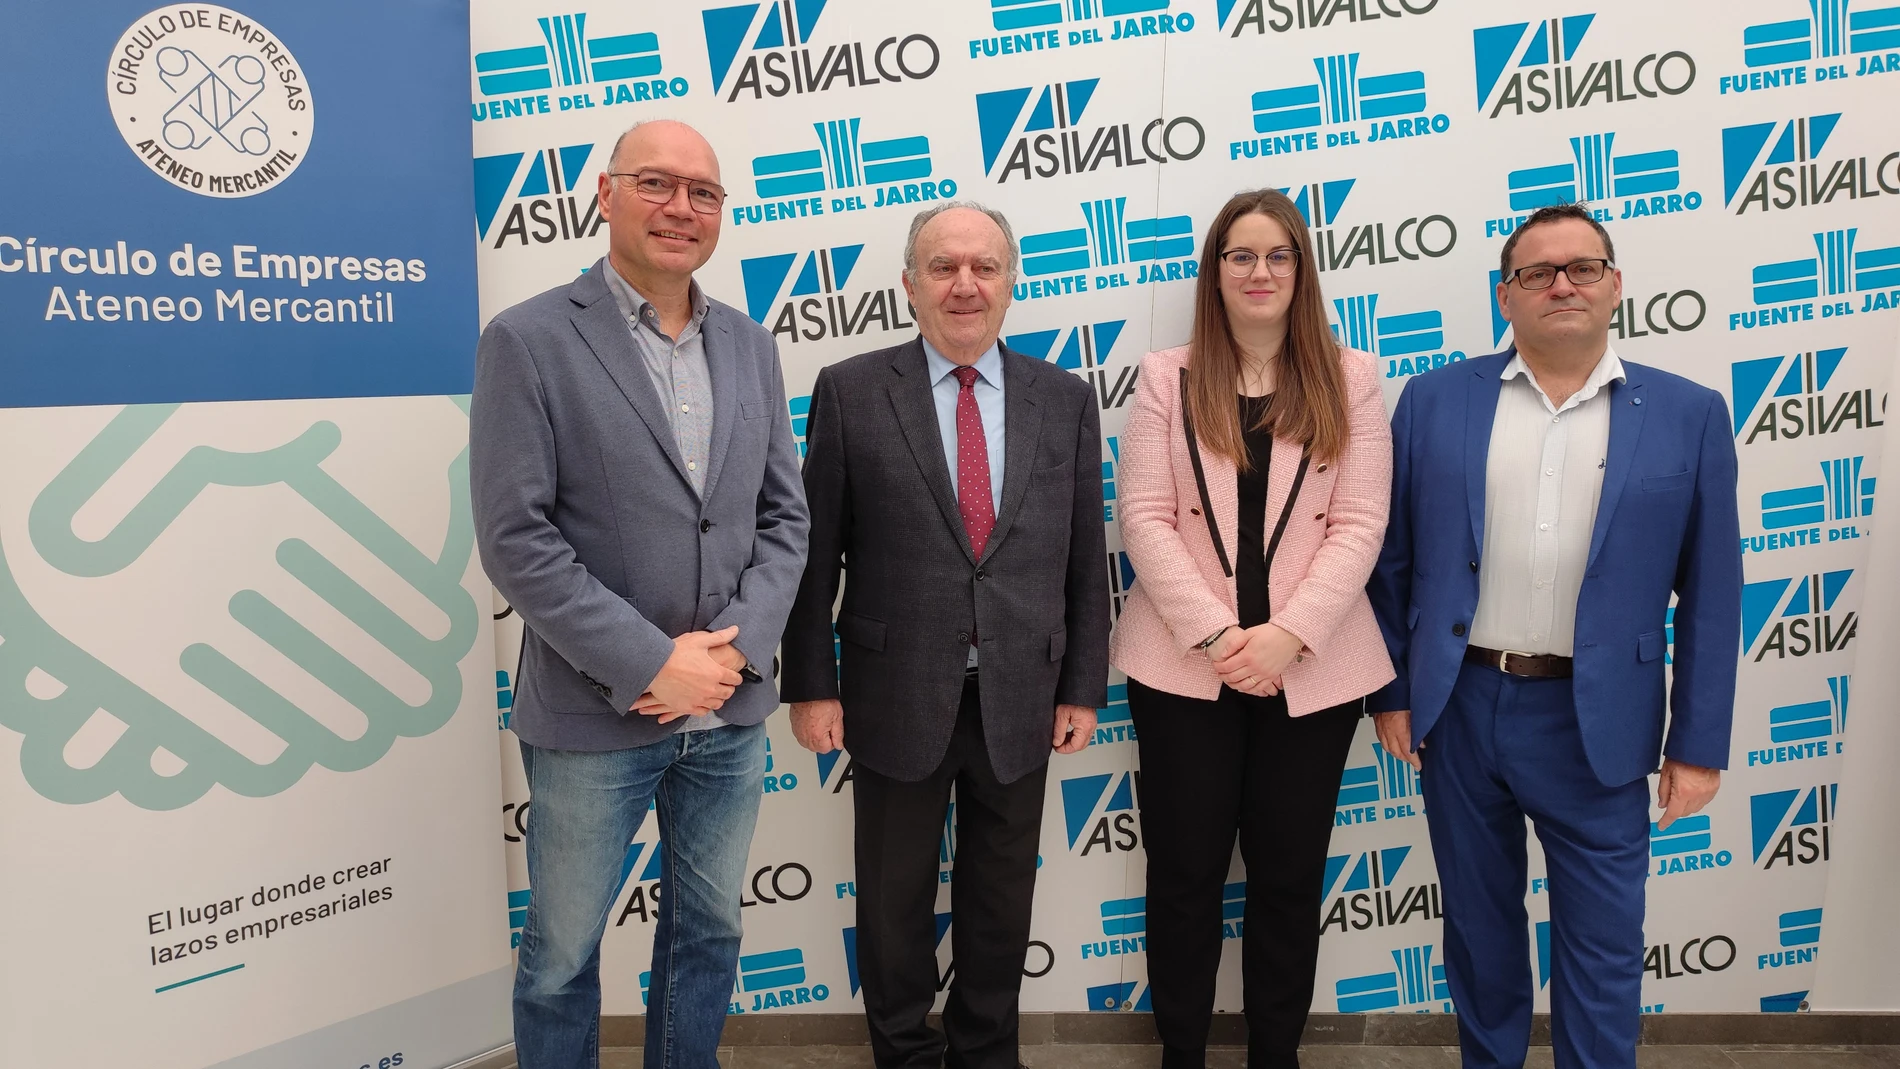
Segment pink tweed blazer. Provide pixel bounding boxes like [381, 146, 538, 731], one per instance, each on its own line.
[1107, 344, 1396, 714]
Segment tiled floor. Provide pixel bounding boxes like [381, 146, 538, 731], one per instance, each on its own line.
[582, 1046, 1900, 1068]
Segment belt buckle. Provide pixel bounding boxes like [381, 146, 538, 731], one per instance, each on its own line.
[1499, 649, 1535, 675]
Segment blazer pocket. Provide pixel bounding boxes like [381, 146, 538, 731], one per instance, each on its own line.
[1637, 629, 1665, 662]
[741, 399, 775, 419]
[1641, 470, 1693, 492]
[837, 610, 887, 652]
[1049, 627, 1068, 662]
[1031, 461, 1074, 485]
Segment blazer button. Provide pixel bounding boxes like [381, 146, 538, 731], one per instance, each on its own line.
[1469, 560, 1479, 572]
[1317, 463, 1328, 473]
[1189, 507, 1202, 516]
[975, 569, 987, 581]
[1314, 512, 1325, 521]
[1452, 623, 1466, 637]
[957, 632, 970, 644]
[700, 519, 713, 533]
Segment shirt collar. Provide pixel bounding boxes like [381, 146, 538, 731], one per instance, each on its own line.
[921, 336, 1003, 389]
[600, 257, 709, 330]
[1501, 345, 1625, 413]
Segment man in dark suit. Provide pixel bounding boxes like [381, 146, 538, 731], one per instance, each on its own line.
[783, 202, 1110, 1069]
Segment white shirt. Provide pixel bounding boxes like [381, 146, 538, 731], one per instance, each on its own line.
[1469, 348, 1625, 657]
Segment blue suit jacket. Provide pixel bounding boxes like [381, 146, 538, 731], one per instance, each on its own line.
[1367, 350, 1742, 787]
[470, 261, 809, 750]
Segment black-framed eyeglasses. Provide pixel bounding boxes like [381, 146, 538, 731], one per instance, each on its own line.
[1505, 258, 1613, 290]
[608, 170, 727, 214]
[1220, 247, 1299, 278]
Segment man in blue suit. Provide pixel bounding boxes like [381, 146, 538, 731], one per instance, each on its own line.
[472, 120, 809, 1069]
[1368, 203, 1741, 1069]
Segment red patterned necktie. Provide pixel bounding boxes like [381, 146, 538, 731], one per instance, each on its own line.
[952, 365, 995, 561]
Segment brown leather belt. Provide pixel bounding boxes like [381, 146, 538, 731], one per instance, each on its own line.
[1465, 645, 1573, 678]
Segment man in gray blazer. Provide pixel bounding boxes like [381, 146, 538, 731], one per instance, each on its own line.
[784, 202, 1110, 1069]
[471, 120, 808, 1069]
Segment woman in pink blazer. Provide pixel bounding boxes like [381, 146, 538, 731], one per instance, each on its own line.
[1107, 187, 1394, 1069]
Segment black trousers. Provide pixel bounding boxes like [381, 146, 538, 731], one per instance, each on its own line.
[1126, 677, 1364, 1069]
[852, 677, 1049, 1069]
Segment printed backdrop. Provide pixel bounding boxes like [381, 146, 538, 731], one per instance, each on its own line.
[468, 0, 1898, 1019]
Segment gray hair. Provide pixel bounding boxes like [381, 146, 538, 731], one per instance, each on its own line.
[902, 201, 1019, 282]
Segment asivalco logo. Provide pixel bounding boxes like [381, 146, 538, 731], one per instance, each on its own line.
[739, 244, 915, 343]
[976, 78, 1204, 181]
[108, 5, 312, 197]
[703, 0, 939, 102]
[473, 144, 604, 247]
[1722, 113, 1900, 214]
[1284, 178, 1458, 272]
[1473, 13, 1695, 118]
[1219, 0, 1438, 36]
[1743, 571, 1858, 661]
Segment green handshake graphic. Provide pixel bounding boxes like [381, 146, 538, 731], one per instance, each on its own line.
[0, 401, 480, 810]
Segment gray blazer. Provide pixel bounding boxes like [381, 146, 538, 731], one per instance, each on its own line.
[470, 260, 809, 751]
[782, 338, 1110, 784]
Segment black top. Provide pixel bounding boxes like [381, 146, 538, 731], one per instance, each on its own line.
[1235, 394, 1274, 628]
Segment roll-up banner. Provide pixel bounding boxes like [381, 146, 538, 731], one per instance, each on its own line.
[0, 3, 511, 1067]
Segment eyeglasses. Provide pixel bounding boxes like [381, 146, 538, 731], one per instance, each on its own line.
[1220, 248, 1299, 278]
[1505, 258, 1613, 290]
[922, 259, 1008, 282]
[608, 170, 727, 214]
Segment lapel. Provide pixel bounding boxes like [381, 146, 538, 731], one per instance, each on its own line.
[1586, 367, 1647, 570]
[886, 339, 976, 564]
[699, 307, 740, 500]
[980, 347, 1046, 564]
[1262, 423, 1302, 556]
[1196, 407, 1240, 564]
[1465, 352, 1508, 554]
[567, 265, 693, 492]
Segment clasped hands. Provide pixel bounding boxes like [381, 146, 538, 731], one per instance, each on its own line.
[1205, 622, 1306, 697]
[630, 625, 747, 723]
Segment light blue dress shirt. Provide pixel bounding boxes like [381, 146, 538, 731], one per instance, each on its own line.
[922, 339, 1006, 516]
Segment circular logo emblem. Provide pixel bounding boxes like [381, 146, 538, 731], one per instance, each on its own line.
[106, 5, 313, 198]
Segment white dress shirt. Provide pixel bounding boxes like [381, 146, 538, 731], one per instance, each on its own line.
[1469, 347, 1626, 657]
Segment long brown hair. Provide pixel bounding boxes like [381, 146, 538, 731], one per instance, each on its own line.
[1186, 188, 1348, 467]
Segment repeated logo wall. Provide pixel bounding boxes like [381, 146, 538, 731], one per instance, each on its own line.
[470, 0, 1895, 1017]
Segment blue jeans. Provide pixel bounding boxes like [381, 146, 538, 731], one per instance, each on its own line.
[514, 722, 767, 1069]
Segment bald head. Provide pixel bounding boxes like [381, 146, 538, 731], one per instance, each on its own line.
[610, 119, 720, 183]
